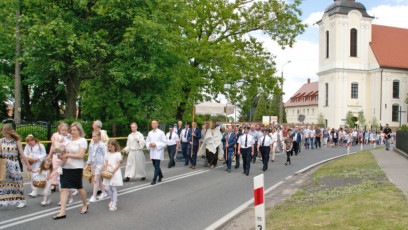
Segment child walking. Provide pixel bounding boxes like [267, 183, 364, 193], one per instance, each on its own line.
[103, 140, 123, 211]
[31, 158, 53, 206]
[87, 130, 107, 202]
[284, 131, 293, 166]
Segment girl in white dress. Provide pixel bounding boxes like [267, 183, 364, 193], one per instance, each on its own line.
[32, 158, 53, 206]
[103, 140, 123, 211]
[24, 135, 47, 197]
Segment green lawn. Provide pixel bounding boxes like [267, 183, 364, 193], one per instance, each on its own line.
[267, 150, 408, 229]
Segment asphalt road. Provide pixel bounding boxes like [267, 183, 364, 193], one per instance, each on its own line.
[0, 144, 374, 230]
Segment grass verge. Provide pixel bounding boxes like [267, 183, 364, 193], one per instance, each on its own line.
[267, 150, 408, 229]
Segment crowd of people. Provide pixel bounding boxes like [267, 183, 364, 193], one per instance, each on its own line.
[0, 119, 397, 219]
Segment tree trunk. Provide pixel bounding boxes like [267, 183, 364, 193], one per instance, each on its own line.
[14, 1, 21, 123]
[64, 74, 81, 119]
[21, 79, 31, 121]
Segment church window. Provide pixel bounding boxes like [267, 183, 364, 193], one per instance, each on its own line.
[392, 104, 399, 122]
[351, 83, 358, 99]
[326, 31, 329, 58]
[393, 80, 400, 99]
[350, 29, 357, 57]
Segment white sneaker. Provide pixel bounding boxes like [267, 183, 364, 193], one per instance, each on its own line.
[28, 191, 37, 198]
[109, 205, 117, 211]
[108, 201, 113, 208]
[97, 193, 108, 200]
[17, 202, 26, 208]
[89, 196, 97, 203]
[68, 198, 74, 204]
[72, 190, 79, 196]
[58, 201, 61, 206]
[41, 199, 51, 206]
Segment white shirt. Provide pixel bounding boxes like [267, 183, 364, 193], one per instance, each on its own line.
[180, 128, 190, 143]
[352, 131, 358, 137]
[304, 129, 311, 137]
[24, 143, 46, 161]
[311, 130, 316, 138]
[249, 130, 262, 142]
[258, 135, 273, 147]
[64, 138, 88, 169]
[146, 129, 167, 160]
[237, 133, 255, 149]
[166, 131, 179, 146]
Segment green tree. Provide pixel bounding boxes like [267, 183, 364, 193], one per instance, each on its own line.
[317, 113, 325, 127]
[253, 95, 268, 121]
[372, 116, 379, 130]
[358, 110, 366, 127]
[346, 111, 355, 128]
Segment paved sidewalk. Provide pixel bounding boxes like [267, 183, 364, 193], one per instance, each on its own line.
[372, 148, 408, 199]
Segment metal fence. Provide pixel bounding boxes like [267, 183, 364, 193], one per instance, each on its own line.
[396, 131, 408, 154]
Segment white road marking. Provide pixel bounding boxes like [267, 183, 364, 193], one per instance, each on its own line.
[0, 169, 209, 229]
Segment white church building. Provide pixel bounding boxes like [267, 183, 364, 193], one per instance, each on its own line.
[317, 0, 408, 129]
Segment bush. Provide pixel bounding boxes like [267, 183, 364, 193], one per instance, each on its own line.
[16, 125, 48, 141]
[400, 125, 408, 131]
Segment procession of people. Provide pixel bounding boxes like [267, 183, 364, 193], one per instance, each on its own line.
[0, 118, 398, 220]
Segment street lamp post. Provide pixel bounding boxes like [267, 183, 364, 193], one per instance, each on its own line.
[279, 61, 291, 124]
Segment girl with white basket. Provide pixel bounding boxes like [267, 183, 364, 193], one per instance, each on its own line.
[23, 135, 46, 198]
[102, 139, 123, 211]
[32, 158, 53, 206]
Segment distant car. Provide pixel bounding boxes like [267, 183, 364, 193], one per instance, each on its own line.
[36, 121, 48, 126]
[2, 119, 14, 124]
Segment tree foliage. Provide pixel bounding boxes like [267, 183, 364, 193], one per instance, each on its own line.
[253, 95, 267, 121]
[357, 110, 366, 127]
[0, 0, 306, 124]
[346, 111, 355, 128]
[317, 113, 325, 127]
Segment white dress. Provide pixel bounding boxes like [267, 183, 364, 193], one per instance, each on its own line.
[34, 169, 52, 196]
[103, 152, 123, 187]
[24, 143, 46, 190]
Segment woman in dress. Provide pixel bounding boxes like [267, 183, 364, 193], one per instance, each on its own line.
[53, 122, 88, 219]
[0, 124, 32, 208]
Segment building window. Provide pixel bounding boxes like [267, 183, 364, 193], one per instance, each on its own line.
[325, 83, 329, 106]
[291, 98, 293, 102]
[303, 97, 305, 102]
[351, 83, 358, 99]
[392, 104, 399, 122]
[393, 80, 400, 99]
[316, 94, 318, 101]
[297, 109, 300, 115]
[326, 31, 329, 58]
[350, 28, 357, 57]
[303, 109, 305, 114]
[296, 98, 299, 102]
[309, 96, 312, 101]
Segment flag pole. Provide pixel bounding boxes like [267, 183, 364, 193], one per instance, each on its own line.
[191, 104, 195, 158]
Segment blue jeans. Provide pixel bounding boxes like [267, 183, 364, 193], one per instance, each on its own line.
[225, 148, 234, 169]
[186, 145, 199, 166]
[152, 160, 163, 182]
[167, 145, 177, 167]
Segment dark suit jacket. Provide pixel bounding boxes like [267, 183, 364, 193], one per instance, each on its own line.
[222, 132, 236, 152]
[291, 132, 302, 143]
[187, 128, 201, 146]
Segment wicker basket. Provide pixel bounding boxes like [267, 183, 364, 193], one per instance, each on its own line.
[27, 157, 34, 165]
[33, 180, 46, 188]
[82, 166, 92, 179]
[101, 170, 113, 179]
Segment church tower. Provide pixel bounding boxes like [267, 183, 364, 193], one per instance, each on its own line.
[317, 0, 375, 128]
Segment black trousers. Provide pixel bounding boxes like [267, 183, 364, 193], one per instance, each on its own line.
[286, 149, 292, 163]
[167, 145, 177, 167]
[315, 137, 321, 148]
[241, 147, 251, 174]
[181, 142, 188, 162]
[293, 142, 299, 156]
[260, 146, 270, 170]
[251, 141, 258, 162]
[206, 148, 218, 167]
[235, 149, 240, 168]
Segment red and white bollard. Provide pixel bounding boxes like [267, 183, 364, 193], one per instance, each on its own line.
[347, 142, 350, 154]
[360, 139, 363, 151]
[254, 174, 265, 230]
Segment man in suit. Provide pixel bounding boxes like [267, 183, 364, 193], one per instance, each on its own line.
[222, 125, 236, 173]
[187, 122, 201, 169]
[291, 128, 302, 156]
[180, 122, 190, 164]
[237, 126, 255, 176]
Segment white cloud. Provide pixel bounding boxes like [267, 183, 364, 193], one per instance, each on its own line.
[304, 11, 324, 27]
[369, 5, 408, 29]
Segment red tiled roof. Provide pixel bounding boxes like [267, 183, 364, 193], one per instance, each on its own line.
[370, 25, 408, 69]
[284, 81, 318, 107]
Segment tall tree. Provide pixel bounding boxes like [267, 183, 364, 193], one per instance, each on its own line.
[253, 95, 267, 121]
[346, 111, 355, 128]
[358, 110, 366, 127]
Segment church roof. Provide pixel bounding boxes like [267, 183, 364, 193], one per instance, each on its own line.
[324, 0, 373, 18]
[370, 25, 408, 70]
[284, 80, 318, 108]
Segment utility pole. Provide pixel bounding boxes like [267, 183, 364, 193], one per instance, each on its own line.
[14, 0, 21, 123]
[279, 61, 291, 124]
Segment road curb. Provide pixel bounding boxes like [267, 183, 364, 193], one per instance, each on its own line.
[393, 147, 408, 160]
